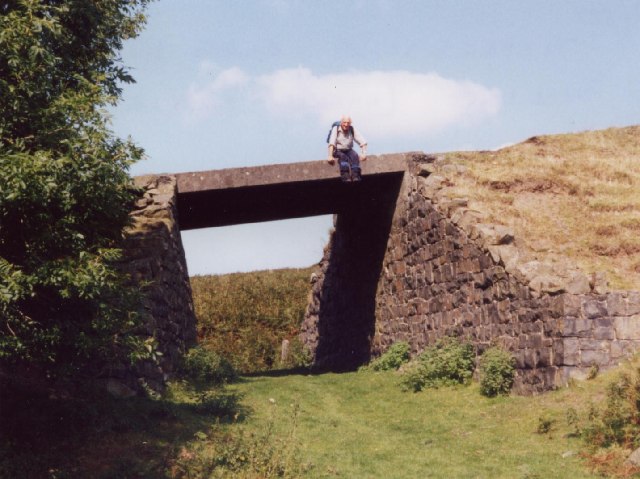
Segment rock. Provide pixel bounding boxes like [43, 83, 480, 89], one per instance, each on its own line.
[441, 164, 464, 175]
[492, 225, 515, 245]
[281, 339, 290, 363]
[106, 379, 137, 398]
[441, 197, 469, 216]
[565, 272, 591, 295]
[529, 274, 565, 295]
[614, 317, 640, 340]
[591, 271, 608, 294]
[452, 210, 484, 233]
[417, 164, 436, 176]
[488, 244, 520, 271]
[417, 174, 445, 197]
[476, 224, 515, 245]
[625, 447, 640, 467]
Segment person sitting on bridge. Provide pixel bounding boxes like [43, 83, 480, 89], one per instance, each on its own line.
[327, 115, 368, 182]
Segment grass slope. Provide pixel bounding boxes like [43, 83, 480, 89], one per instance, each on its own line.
[236, 370, 602, 479]
[6, 361, 636, 478]
[442, 125, 640, 290]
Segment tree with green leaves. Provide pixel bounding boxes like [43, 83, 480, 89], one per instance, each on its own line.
[0, 0, 153, 384]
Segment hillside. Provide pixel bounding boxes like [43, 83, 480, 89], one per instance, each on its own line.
[437, 125, 640, 291]
[190, 267, 314, 372]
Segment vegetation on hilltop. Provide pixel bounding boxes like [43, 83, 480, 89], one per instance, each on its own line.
[190, 267, 314, 373]
[441, 125, 640, 290]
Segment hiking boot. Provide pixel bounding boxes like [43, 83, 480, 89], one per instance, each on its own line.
[340, 171, 351, 182]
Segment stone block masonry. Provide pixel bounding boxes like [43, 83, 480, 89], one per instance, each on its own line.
[120, 175, 197, 390]
[554, 292, 640, 383]
[301, 153, 640, 394]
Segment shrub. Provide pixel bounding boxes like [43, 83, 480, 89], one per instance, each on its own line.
[566, 407, 581, 437]
[179, 347, 237, 386]
[479, 346, 515, 397]
[368, 342, 411, 371]
[537, 415, 556, 434]
[582, 370, 640, 449]
[587, 364, 600, 380]
[0, 0, 151, 383]
[400, 337, 475, 392]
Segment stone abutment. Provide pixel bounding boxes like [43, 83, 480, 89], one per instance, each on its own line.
[120, 175, 197, 391]
[300, 154, 640, 393]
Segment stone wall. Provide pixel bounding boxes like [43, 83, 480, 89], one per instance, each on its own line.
[121, 175, 197, 390]
[554, 291, 640, 383]
[302, 154, 640, 393]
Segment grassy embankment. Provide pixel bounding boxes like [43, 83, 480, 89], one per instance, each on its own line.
[441, 125, 640, 290]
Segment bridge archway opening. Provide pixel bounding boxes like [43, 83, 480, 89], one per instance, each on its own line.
[180, 216, 332, 276]
[174, 158, 406, 371]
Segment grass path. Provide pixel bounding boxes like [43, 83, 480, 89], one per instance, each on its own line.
[0, 363, 617, 477]
[233, 370, 599, 479]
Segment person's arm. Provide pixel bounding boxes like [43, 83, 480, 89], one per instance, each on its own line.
[327, 126, 337, 164]
[354, 128, 367, 161]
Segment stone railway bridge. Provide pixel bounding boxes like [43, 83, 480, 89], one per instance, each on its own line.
[126, 153, 640, 393]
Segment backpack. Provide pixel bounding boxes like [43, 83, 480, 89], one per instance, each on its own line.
[326, 121, 354, 143]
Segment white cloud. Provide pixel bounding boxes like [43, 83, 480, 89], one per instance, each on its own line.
[256, 68, 501, 137]
[184, 66, 248, 121]
[183, 66, 501, 137]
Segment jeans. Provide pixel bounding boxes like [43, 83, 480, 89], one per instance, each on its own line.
[334, 148, 361, 182]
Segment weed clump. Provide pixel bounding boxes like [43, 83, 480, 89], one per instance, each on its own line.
[581, 370, 640, 450]
[179, 346, 238, 386]
[478, 346, 515, 397]
[170, 404, 306, 478]
[400, 337, 474, 392]
[366, 341, 411, 371]
[548, 363, 640, 477]
[536, 415, 556, 434]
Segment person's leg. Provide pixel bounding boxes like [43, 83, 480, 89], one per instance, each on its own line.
[335, 149, 351, 182]
[346, 149, 361, 181]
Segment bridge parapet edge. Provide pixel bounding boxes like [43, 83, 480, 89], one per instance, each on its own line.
[174, 152, 412, 194]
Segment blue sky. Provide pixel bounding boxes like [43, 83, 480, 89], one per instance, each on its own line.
[111, 0, 640, 276]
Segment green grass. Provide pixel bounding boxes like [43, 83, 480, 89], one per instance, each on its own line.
[4, 362, 636, 478]
[232, 370, 600, 479]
